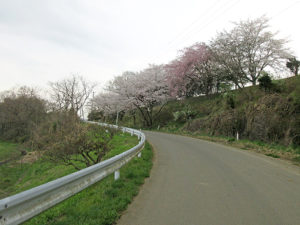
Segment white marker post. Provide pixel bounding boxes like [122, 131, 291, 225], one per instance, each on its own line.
[114, 170, 120, 180]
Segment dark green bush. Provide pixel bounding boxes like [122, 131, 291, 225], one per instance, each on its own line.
[258, 73, 273, 92]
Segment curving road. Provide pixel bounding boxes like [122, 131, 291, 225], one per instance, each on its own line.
[118, 131, 300, 225]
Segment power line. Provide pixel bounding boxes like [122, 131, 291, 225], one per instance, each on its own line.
[150, 0, 298, 66]
[270, 1, 300, 19]
[165, 0, 222, 48]
[171, 0, 240, 48]
[175, 0, 241, 47]
[149, 0, 240, 63]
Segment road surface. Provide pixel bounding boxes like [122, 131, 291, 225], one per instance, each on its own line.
[118, 131, 300, 225]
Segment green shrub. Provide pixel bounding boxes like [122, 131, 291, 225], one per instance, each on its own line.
[258, 72, 273, 92]
[173, 104, 196, 123]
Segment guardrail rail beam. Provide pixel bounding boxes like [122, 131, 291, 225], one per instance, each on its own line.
[0, 122, 145, 225]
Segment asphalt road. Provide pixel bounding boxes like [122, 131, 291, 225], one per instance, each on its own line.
[118, 131, 300, 225]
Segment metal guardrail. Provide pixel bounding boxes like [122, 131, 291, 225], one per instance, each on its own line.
[0, 122, 145, 225]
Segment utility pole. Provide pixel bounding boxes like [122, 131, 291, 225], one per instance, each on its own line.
[91, 91, 95, 110]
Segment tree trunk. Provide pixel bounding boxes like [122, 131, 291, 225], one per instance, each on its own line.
[133, 114, 136, 126]
[136, 106, 151, 127]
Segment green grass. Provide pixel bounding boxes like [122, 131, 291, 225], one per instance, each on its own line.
[103, 133, 139, 160]
[0, 132, 152, 225]
[24, 141, 153, 225]
[0, 158, 76, 199]
[0, 132, 138, 199]
[0, 141, 20, 162]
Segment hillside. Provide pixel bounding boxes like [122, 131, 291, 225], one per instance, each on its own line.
[104, 76, 300, 162]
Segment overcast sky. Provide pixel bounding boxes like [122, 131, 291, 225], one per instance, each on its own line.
[0, 0, 299, 92]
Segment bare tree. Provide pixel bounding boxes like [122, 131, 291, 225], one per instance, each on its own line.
[49, 75, 97, 117]
[31, 112, 115, 170]
[211, 16, 291, 87]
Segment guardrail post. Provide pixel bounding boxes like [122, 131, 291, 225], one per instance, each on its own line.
[138, 152, 142, 158]
[131, 130, 133, 136]
[114, 170, 120, 180]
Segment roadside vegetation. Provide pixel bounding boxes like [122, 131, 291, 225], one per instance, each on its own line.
[0, 14, 299, 224]
[0, 136, 153, 225]
[0, 75, 154, 225]
[24, 142, 152, 225]
[0, 132, 138, 199]
[105, 76, 300, 164]
[89, 16, 299, 164]
[0, 141, 19, 164]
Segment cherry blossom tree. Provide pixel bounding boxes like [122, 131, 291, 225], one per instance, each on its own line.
[93, 92, 125, 115]
[165, 58, 191, 97]
[166, 43, 222, 97]
[133, 65, 170, 127]
[108, 65, 170, 127]
[92, 92, 129, 124]
[211, 16, 291, 87]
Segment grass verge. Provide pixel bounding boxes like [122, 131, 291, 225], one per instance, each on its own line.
[0, 132, 138, 199]
[0, 141, 20, 162]
[24, 141, 153, 225]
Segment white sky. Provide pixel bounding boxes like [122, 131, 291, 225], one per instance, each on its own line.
[0, 0, 299, 92]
